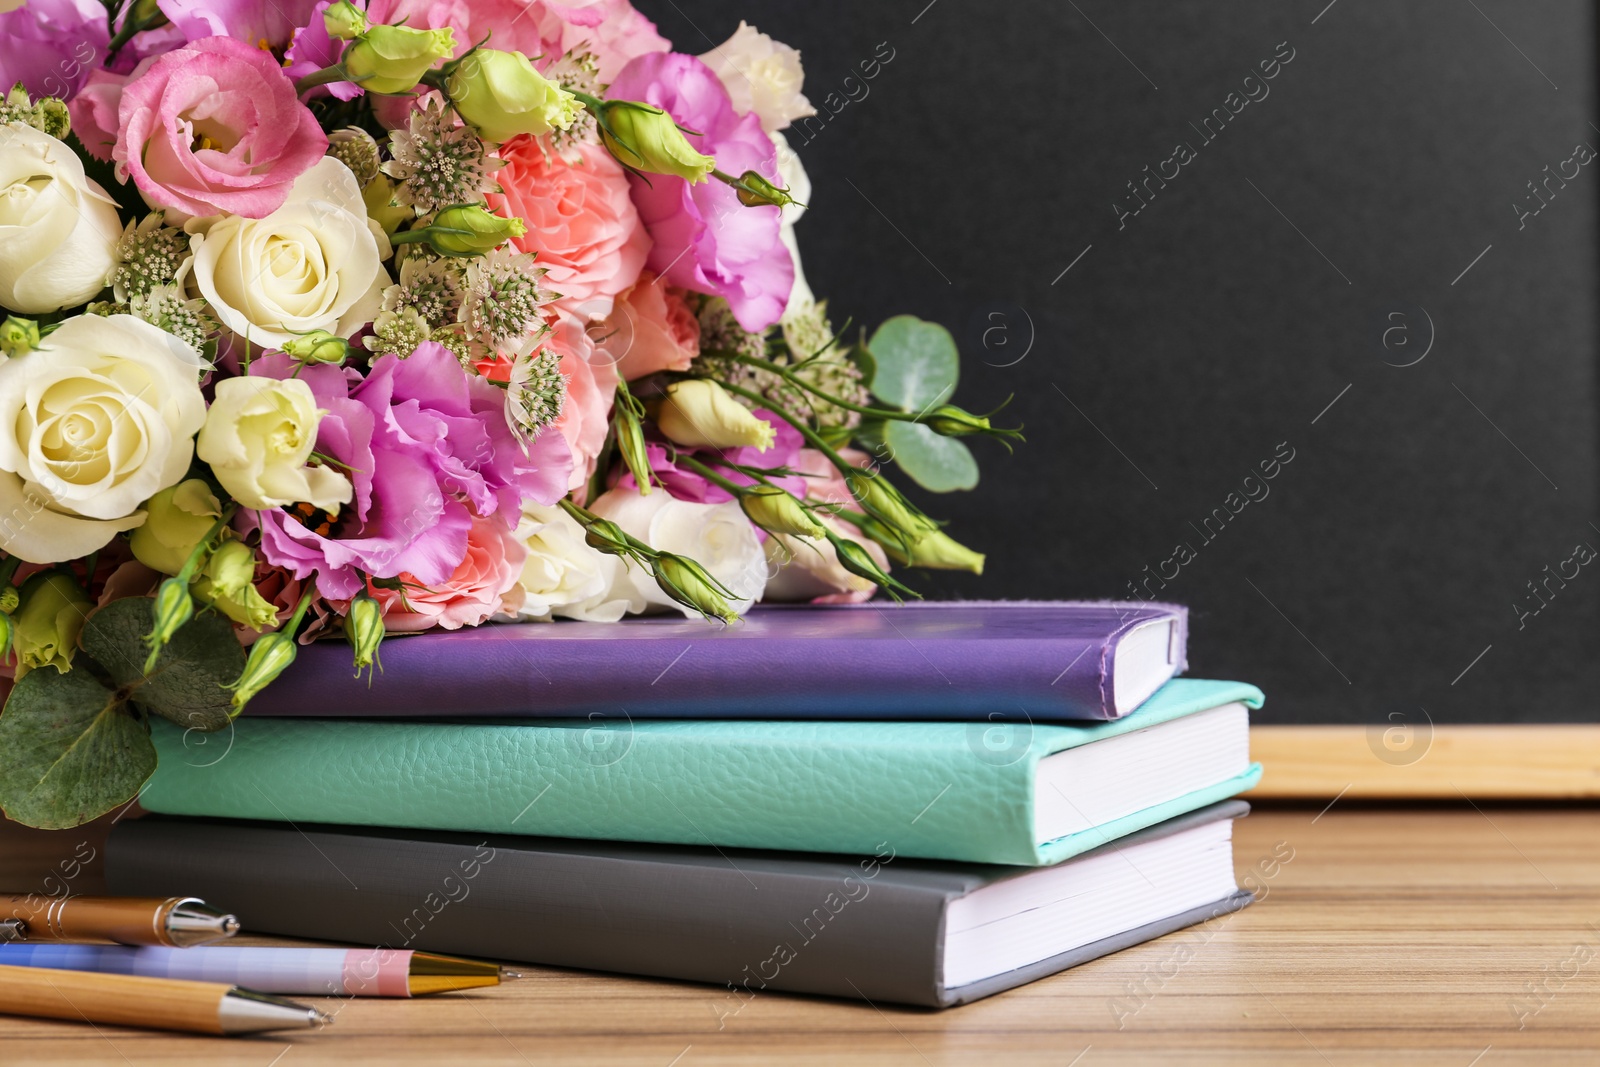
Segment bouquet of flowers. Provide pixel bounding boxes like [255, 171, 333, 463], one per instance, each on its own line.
[0, 0, 1020, 829]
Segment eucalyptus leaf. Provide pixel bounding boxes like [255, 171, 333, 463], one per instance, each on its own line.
[0, 668, 155, 830]
[81, 598, 244, 733]
[867, 316, 959, 412]
[884, 420, 980, 492]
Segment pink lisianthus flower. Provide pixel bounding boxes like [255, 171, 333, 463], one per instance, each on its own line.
[489, 139, 650, 323]
[0, 0, 108, 101]
[457, 0, 668, 81]
[609, 52, 795, 333]
[115, 35, 328, 219]
[245, 345, 573, 600]
[597, 272, 701, 381]
[157, 0, 320, 50]
[66, 69, 131, 162]
[284, 0, 364, 102]
[367, 513, 528, 632]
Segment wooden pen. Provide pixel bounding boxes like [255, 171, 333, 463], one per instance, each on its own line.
[0, 964, 330, 1035]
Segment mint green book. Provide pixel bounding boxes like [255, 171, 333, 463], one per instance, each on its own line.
[139, 679, 1263, 866]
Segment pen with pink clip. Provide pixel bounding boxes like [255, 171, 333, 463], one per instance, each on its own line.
[0, 944, 521, 997]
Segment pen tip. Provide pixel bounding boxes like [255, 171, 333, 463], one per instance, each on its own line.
[223, 916, 241, 936]
[311, 1010, 335, 1027]
[498, 968, 527, 981]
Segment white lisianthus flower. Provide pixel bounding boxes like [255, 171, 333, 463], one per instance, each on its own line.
[0, 314, 208, 563]
[699, 21, 816, 134]
[772, 132, 814, 320]
[197, 377, 352, 512]
[589, 488, 768, 618]
[0, 124, 123, 313]
[186, 157, 391, 350]
[513, 502, 646, 623]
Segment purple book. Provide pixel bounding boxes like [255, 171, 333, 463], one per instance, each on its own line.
[247, 601, 1188, 722]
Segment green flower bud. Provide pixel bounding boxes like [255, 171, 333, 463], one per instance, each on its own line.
[145, 576, 195, 673]
[654, 553, 737, 623]
[0, 611, 11, 660]
[345, 25, 456, 95]
[732, 170, 794, 209]
[322, 0, 370, 40]
[897, 526, 985, 574]
[282, 329, 350, 366]
[921, 403, 1024, 441]
[12, 572, 90, 677]
[600, 101, 716, 183]
[740, 485, 824, 539]
[447, 49, 579, 144]
[845, 469, 936, 537]
[347, 591, 385, 678]
[614, 405, 654, 496]
[0, 583, 18, 614]
[420, 205, 526, 255]
[0, 316, 40, 358]
[227, 630, 299, 714]
[192, 542, 278, 632]
[583, 517, 633, 557]
[362, 173, 413, 237]
[824, 530, 919, 602]
[129, 480, 222, 577]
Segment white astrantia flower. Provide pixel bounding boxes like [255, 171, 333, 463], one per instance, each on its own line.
[0, 123, 123, 313]
[512, 501, 645, 623]
[0, 314, 208, 564]
[588, 487, 768, 619]
[186, 157, 391, 350]
[699, 22, 817, 134]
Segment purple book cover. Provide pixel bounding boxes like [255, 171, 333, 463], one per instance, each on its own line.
[246, 601, 1188, 722]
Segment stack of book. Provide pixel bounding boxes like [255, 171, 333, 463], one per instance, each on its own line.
[107, 602, 1263, 1008]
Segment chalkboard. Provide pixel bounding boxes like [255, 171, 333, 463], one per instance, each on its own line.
[635, 0, 1600, 725]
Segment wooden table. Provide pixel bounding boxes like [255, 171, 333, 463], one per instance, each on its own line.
[3, 805, 1597, 1065]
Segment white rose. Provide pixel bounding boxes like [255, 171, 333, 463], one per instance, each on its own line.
[589, 487, 768, 618]
[700, 21, 817, 134]
[187, 157, 391, 350]
[0, 314, 208, 563]
[512, 502, 646, 622]
[197, 377, 352, 512]
[0, 124, 123, 313]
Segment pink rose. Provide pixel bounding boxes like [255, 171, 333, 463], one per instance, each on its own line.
[545, 312, 618, 495]
[116, 36, 328, 219]
[66, 68, 131, 163]
[598, 272, 700, 381]
[370, 514, 527, 632]
[488, 139, 649, 323]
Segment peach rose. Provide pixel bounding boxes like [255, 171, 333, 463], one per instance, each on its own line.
[488, 139, 649, 323]
[369, 513, 527, 632]
[545, 312, 619, 496]
[597, 272, 700, 381]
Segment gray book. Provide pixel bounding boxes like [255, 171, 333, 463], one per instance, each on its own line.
[106, 802, 1253, 1008]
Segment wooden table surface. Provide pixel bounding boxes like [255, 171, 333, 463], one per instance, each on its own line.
[2, 805, 1597, 1065]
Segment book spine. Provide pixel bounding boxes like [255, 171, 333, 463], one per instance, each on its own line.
[106, 821, 952, 1008]
[141, 719, 1046, 866]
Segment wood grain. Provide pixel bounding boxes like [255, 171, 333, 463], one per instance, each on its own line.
[1249, 725, 1600, 799]
[3, 805, 1599, 1064]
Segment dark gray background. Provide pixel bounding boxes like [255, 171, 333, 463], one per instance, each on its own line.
[635, 0, 1600, 725]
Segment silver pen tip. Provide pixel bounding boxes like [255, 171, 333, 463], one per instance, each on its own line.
[498, 968, 527, 980]
[222, 916, 241, 936]
[311, 1010, 335, 1027]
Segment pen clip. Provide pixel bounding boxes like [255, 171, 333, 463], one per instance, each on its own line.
[0, 919, 25, 942]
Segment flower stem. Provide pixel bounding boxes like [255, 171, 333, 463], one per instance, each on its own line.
[295, 66, 355, 95]
[673, 454, 749, 496]
[715, 380, 858, 477]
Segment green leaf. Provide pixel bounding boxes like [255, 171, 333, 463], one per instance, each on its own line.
[884, 421, 979, 492]
[81, 598, 244, 733]
[0, 668, 155, 830]
[867, 315, 959, 412]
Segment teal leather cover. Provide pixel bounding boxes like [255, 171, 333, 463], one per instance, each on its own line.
[140, 678, 1264, 866]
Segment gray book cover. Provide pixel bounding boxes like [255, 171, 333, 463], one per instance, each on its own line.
[106, 801, 1253, 1008]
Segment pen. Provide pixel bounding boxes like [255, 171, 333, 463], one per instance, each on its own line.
[0, 964, 328, 1035]
[0, 944, 519, 996]
[1, 895, 238, 947]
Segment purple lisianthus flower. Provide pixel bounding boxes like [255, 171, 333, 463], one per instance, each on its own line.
[244, 345, 574, 600]
[0, 0, 110, 101]
[617, 410, 805, 512]
[158, 0, 319, 50]
[609, 52, 796, 334]
[284, 0, 363, 102]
